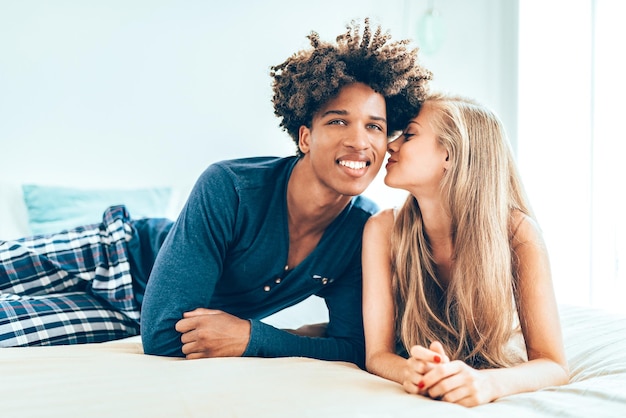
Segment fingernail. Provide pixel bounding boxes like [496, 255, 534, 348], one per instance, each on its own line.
[433, 355, 441, 363]
[417, 381, 425, 389]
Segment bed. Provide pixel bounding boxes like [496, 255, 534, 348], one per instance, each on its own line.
[1, 304, 625, 417]
[2, 184, 626, 417]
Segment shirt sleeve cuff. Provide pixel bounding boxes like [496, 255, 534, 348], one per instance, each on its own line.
[242, 319, 264, 357]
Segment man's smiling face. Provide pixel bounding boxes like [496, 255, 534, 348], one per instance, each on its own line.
[298, 82, 388, 197]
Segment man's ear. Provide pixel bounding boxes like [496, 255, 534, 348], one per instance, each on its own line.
[298, 125, 311, 154]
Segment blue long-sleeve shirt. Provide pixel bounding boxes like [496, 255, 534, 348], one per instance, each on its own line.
[140, 156, 378, 368]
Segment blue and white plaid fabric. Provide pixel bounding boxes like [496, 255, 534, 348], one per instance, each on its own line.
[0, 206, 140, 347]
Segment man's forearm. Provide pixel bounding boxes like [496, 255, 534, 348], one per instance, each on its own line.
[243, 320, 365, 368]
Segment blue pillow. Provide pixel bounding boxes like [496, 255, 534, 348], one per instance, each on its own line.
[22, 184, 172, 235]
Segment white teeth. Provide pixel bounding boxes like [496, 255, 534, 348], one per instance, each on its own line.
[339, 160, 367, 170]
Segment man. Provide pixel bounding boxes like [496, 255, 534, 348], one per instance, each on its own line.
[141, 18, 431, 368]
[0, 19, 430, 369]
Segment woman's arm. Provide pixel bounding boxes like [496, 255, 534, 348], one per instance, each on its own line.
[503, 214, 569, 389]
[362, 209, 426, 391]
[418, 213, 569, 406]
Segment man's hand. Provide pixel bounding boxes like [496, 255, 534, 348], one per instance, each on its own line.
[175, 308, 251, 359]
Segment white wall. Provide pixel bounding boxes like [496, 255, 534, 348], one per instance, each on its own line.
[517, 0, 626, 313]
[517, 0, 593, 308]
[0, 0, 517, 209]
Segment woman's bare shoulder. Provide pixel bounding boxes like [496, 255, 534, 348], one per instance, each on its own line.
[363, 208, 396, 241]
[510, 210, 544, 248]
[366, 208, 396, 228]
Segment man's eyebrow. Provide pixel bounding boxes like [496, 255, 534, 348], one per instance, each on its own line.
[320, 109, 387, 123]
[320, 109, 348, 117]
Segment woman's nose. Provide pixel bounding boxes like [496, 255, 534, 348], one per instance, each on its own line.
[387, 138, 399, 153]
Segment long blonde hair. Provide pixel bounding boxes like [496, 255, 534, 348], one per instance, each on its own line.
[391, 93, 532, 368]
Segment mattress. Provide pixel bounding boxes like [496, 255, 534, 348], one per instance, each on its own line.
[1, 304, 625, 418]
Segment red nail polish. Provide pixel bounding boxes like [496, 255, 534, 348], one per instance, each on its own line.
[417, 381, 425, 389]
[434, 355, 441, 363]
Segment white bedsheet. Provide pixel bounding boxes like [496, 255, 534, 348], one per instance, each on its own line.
[2, 304, 626, 417]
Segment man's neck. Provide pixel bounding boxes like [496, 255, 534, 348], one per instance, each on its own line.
[286, 159, 352, 238]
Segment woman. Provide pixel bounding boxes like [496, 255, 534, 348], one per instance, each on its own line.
[362, 93, 569, 406]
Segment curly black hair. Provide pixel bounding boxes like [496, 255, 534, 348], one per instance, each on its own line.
[271, 17, 432, 156]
